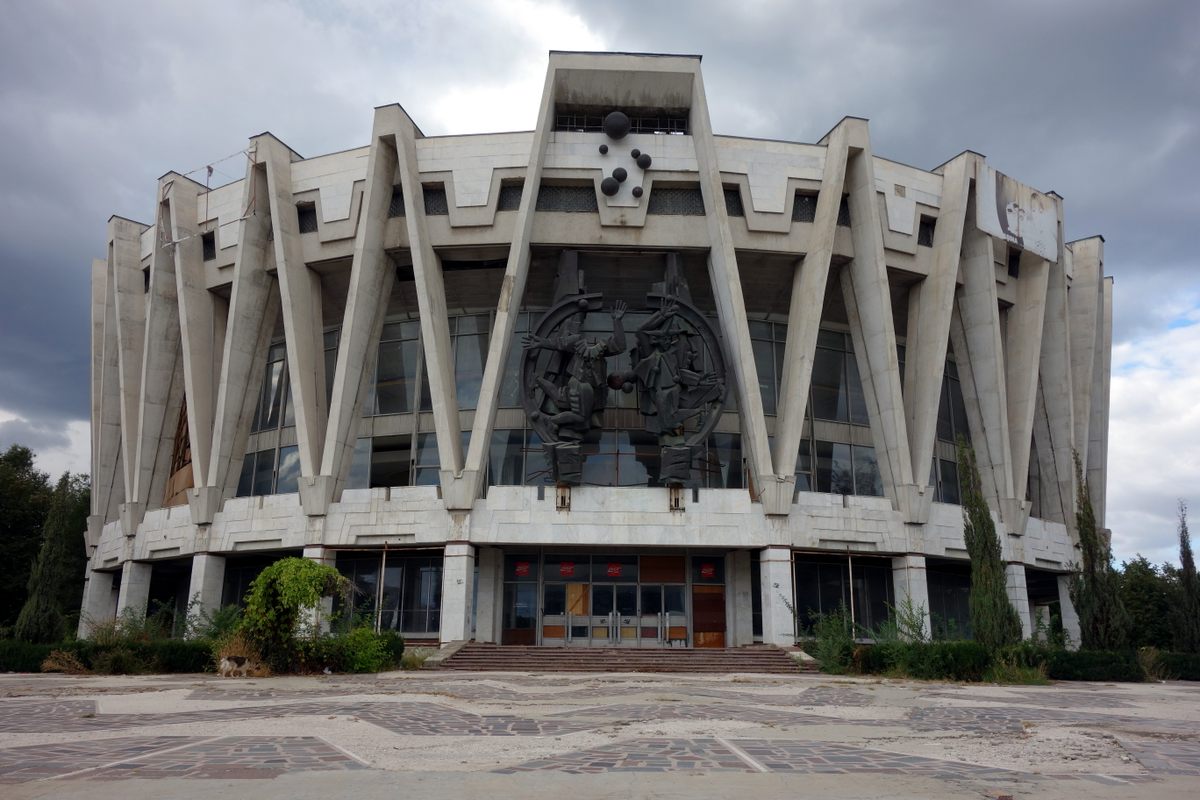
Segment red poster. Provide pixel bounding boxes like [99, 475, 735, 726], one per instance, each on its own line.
[559, 561, 576, 578]
[606, 562, 622, 578]
[700, 563, 716, 579]
[514, 561, 530, 578]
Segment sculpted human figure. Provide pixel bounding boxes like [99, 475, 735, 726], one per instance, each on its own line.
[522, 300, 627, 441]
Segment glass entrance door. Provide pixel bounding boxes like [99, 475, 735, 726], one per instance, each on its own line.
[590, 583, 638, 646]
[638, 584, 688, 647]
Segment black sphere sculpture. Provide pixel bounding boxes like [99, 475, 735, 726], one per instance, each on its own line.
[631, 148, 641, 158]
[598, 144, 608, 155]
[600, 176, 620, 196]
[636, 152, 652, 170]
[613, 167, 628, 183]
[632, 185, 644, 198]
[603, 111, 631, 140]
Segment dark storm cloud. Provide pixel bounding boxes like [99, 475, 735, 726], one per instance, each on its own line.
[0, 416, 72, 455]
[567, 0, 1200, 340]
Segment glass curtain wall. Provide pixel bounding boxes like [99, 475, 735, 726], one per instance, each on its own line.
[333, 551, 443, 636]
[792, 553, 895, 638]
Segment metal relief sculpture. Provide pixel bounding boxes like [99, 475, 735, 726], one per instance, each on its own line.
[521, 251, 726, 486]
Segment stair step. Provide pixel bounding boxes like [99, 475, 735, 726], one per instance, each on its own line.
[436, 643, 805, 674]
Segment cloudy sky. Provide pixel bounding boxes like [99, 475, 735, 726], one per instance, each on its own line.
[1, 0, 1196, 564]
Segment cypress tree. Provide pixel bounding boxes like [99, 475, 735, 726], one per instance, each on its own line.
[957, 440, 1022, 652]
[13, 474, 90, 644]
[1069, 453, 1130, 650]
[1174, 502, 1200, 653]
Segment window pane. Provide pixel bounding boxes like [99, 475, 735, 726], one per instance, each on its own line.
[524, 431, 550, 485]
[705, 433, 742, 489]
[498, 314, 528, 407]
[937, 378, 954, 441]
[275, 445, 300, 494]
[543, 583, 566, 615]
[376, 339, 419, 415]
[752, 337, 776, 416]
[236, 453, 255, 497]
[346, 437, 371, 490]
[488, 429, 525, 486]
[453, 315, 490, 410]
[939, 458, 960, 505]
[324, 336, 338, 407]
[371, 436, 412, 488]
[254, 359, 285, 432]
[794, 560, 821, 634]
[852, 445, 883, 497]
[811, 348, 847, 421]
[949, 376, 968, 442]
[845, 354, 869, 425]
[252, 449, 274, 495]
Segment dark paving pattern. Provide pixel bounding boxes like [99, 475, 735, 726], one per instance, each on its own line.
[87, 736, 366, 781]
[908, 705, 1200, 736]
[1117, 739, 1200, 777]
[926, 690, 1139, 709]
[0, 736, 186, 782]
[550, 702, 846, 727]
[495, 737, 754, 773]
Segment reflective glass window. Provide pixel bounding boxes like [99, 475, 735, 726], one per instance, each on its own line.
[453, 314, 490, 410]
[852, 445, 883, 497]
[345, 437, 371, 490]
[274, 445, 301, 494]
[489, 429, 525, 486]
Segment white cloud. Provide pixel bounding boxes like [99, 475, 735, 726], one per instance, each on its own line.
[0, 409, 90, 479]
[1107, 311, 1200, 565]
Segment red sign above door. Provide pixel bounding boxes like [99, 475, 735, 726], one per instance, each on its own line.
[606, 562, 622, 578]
[559, 561, 576, 578]
[700, 563, 716, 579]
[514, 561, 530, 578]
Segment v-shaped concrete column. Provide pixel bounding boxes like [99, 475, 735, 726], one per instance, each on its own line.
[771, 122, 851, 482]
[904, 154, 970, 491]
[838, 124, 919, 521]
[1033, 248, 1076, 529]
[316, 106, 403, 510]
[108, 216, 149, 533]
[1088, 277, 1113, 528]
[259, 136, 328, 509]
[89, 257, 122, 547]
[1067, 237, 1105, 469]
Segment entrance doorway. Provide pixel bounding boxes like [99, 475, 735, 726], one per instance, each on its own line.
[500, 552, 725, 647]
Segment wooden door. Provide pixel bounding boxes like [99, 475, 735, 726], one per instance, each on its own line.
[691, 584, 726, 648]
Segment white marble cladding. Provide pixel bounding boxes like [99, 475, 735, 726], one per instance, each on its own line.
[713, 136, 825, 214]
[94, 485, 1076, 572]
[290, 146, 370, 222]
[874, 158, 944, 236]
[416, 133, 533, 207]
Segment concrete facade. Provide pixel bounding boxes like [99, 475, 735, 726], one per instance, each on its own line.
[82, 52, 1110, 651]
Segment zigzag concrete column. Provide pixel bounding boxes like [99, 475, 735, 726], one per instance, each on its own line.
[115, 560, 152, 620]
[460, 61, 559, 508]
[109, 216, 150, 533]
[950, 209, 1012, 506]
[772, 122, 850, 478]
[186, 553, 226, 634]
[392, 114, 463, 498]
[317, 106, 403, 508]
[1004, 562, 1034, 639]
[78, 569, 117, 637]
[903, 153, 970, 492]
[891, 554, 932, 639]
[260, 135, 328, 514]
[1068, 237, 1104, 468]
[1004, 253, 1049, 534]
[1057, 573, 1081, 650]
[691, 66, 780, 512]
[1088, 278, 1114, 527]
[169, 173, 220, 492]
[91, 258, 123, 540]
[1035, 248, 1076, 528]
[759, 547, 795, 646]
[440, 540, 477, 644]
[196, 147, 278, 523]
[838, 123, 919, 521]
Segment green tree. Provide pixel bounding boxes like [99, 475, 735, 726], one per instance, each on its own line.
[0, 445, 54, 627]
[14, 474, 90, 643]
[1174, 502, 1200, 653]
[240, 557, 351, 670]
[957, 440, 1022, 652]
[1069, 453, 1130, 650]
[1118, 555, 1174, 649]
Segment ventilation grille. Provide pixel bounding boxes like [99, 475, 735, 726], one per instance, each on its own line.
[423, 185, 449, 215]
[497, 183, 523, 211]
[724, 187, 744, 217]
[388, 186, 405, 218]
[536, 184, 598, 213]
[647, 186, 705, 216]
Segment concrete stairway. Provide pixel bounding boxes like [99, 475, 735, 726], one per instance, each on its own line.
[435, 643, 809, 674]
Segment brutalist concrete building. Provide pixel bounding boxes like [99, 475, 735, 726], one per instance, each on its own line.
[81, 52, 1112, 650]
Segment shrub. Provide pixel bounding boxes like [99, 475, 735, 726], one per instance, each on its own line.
[150, 639, 214, 673]
[212, 629, 266, 675]
[92, 646, 149, 675]
[341, 627, 391, 673]
[812, 607, 854, 674]
[241, 558, 351, 671]
[897, 641, 990, 681]
[379, 630, 405, 666]
[985, 650, 1049, 685]
[1044, 649, 1142, 682]
[1150, 651, 1200, 681]
[41, 649, 88, 674]
[400, 646, 433, 671]
[0, 640, 53, 672]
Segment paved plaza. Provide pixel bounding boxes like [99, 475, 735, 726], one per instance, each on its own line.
[1, 671, 1198, 798]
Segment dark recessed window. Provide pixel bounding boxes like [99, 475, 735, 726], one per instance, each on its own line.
[1007, 246, 1021, 279]
[918, 216, 936, 247]
[497, 182, 523, 211]
[793, 191, 818, 223]
[201, 231, 216, 261]
[553, 110, 688, 135]
[142, 266, 151, 293]
[723, 186, 744, 217]
[423, 185, 449, 216]
[647, 186, 705, 216]
[296, 203, 318, 234]
[388, 186, 405, 218]
[535, 184, 598, 213]
[837, 195, 851, 227]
